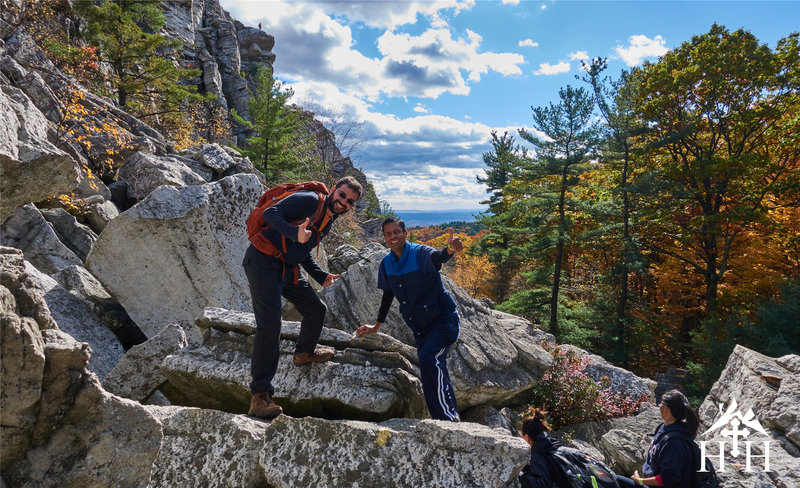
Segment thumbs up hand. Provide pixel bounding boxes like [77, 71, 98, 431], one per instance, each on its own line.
[297, 218, 312, 243]
[447, 227, 463, 254]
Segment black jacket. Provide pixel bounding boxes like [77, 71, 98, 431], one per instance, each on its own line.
[261, 191, 333, 284]
[643, 422, 694, 488]
[520, 432, 564, 488]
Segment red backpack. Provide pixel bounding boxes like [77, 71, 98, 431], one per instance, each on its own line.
[246, 181, 329, 269]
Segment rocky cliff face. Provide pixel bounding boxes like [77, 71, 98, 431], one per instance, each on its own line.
[1, 2, 797, 487]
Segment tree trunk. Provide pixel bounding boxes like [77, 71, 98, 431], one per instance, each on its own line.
[616, 146, 631, 365]
[551, 169, 569, 338]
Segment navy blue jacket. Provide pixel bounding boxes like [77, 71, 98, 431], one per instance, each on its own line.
[261, 191, 333, 284]
[643, 422, 694, 488]
[377, 242, 457, 339]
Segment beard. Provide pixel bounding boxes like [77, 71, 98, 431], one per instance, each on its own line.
[327, 195, 348, 215]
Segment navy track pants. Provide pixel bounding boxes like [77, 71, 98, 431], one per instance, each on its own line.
[415, 310, 461, 421]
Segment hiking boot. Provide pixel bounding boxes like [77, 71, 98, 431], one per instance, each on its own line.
[293, 346, 335, 366]
[248, 391, 282, 419]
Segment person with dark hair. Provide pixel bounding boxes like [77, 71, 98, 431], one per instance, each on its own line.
[355, 216, 463, 421]
[518, 409, 567, 488]
[243, 176, 362, 419]
[617, 389, 698, 487]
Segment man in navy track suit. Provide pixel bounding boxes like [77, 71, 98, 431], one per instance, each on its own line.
[356, 217, 463, 421]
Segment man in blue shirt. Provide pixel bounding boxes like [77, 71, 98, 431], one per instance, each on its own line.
[356, 217, 463, 421]
[243, 177, 362, 419]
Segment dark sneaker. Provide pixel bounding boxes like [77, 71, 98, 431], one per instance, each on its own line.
[248, 391, 282, 419]
[293, 346, 335, 366]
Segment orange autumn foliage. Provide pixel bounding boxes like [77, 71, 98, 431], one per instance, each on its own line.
[418, 230, 496, 299]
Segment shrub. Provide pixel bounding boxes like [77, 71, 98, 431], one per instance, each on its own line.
[524, 345, 646, 430]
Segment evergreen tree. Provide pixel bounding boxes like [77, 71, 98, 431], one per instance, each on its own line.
[232, 67, 316, 182]
[581, 58, 647, 365]
[74, 0, 202, 116]
[476, 131, 524, 302]
[514, 85, 599, 338]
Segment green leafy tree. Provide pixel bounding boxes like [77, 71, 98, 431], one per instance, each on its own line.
[513, 85, 599, 338]
[74, 0, 203, 117]
[630, 25, 800, 330]
[232, 67, 316, 181]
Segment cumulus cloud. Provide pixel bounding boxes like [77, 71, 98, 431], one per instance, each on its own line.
[223, 1, 523, 101]
[569, 50, 589, 61]
[502, 0, 521, 4]
[218, 0, 526, 209]
[519, 39, 539, 47]
[534, 61, 571, 75]
[615, 34, 669, 66]
[377, 28, 524, 98]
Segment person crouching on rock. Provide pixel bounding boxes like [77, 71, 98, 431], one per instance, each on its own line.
[355, 217, 462, 421]
[518, 408, 566, 487]
[242, 176, 362, 419]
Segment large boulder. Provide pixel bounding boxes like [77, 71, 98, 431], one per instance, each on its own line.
[694, 346, 799, 488]
[160, 308, 427, 420]
[146, 406, 270, 487]
[569, 346, 800, 488]
[39, 207, 98, 262]
[560, 344, 656, 401]
[22, 261, 124, 380]
[0, 246, 161, 487]
[0, 204, 84, 274]
[0, 84, 78, 222]
[102, 323, 187, 402]
[117, 151, 208, 202]
[561, 403, 662, 475]
[320, 244, 553, 408]
[86, 174, 264, 337]
[260, 416, 529, 488]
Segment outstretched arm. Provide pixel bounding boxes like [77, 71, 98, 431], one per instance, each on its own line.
[356, 289, 395, 336]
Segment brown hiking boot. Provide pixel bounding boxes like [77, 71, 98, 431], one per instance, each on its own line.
[293, 346, 335, 366]
[248, 391, 282, 419]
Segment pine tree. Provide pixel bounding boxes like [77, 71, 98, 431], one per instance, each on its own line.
[231, 67, 316, 182]
[581, 58, 647, 365]
[476, 131, 524, 302]
[74, 0, 203, 118]
[515, 85, 600, 338]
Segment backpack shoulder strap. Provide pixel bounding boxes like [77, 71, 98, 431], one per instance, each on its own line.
[544, 449, 577, 487]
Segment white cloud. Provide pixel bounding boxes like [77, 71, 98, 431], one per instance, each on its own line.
[413, 103, 430, 113]
[502, 0, 521, 5]
[376, 28, 524, 98]
[222, 1, 523, 101]
[534, 61, 571, 75]
[615, 34, 669, 66]
[519, 39, 539, 47]
[569, 50, 589, 61]
[540, 4, 547, 9]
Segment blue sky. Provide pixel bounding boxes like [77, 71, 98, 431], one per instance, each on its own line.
[219, 0, 799, 211]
